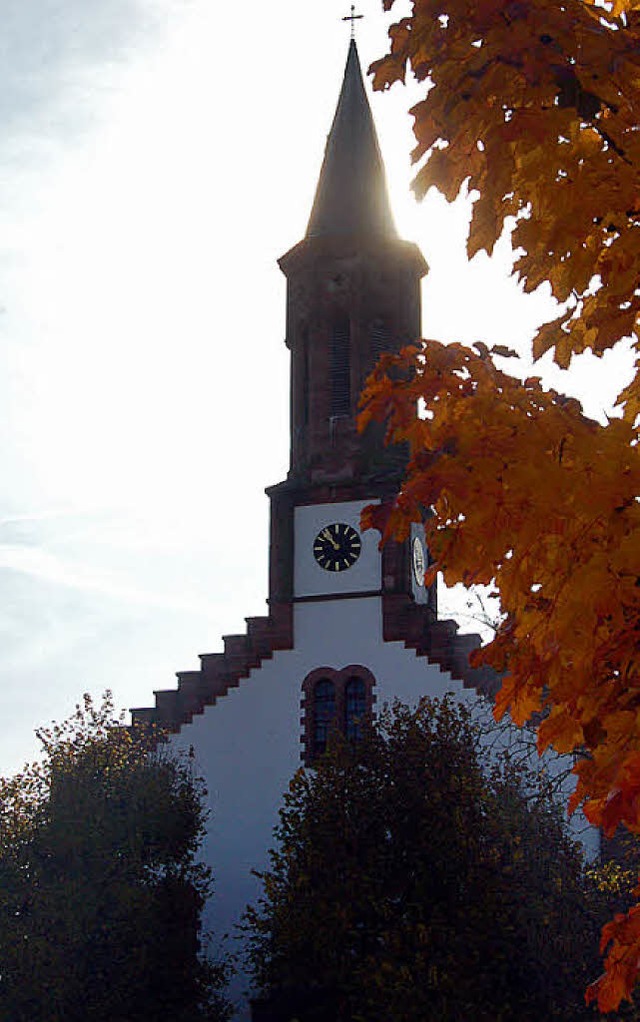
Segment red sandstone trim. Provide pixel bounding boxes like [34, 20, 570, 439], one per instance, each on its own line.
[130, 590, 497, 737]
[130, 602, 294, 732]
[382, 592, 500, 698]
[300, 665, 376, 766]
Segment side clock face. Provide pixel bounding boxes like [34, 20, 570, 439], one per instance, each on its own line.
[313, 523, 362, 572]
[412, 536, 426, 587]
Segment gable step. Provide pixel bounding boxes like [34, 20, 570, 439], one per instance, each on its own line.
[246, 616, 276, 657]
[200, 651, 230, 677]
[130, 706, 157, 726]
[382, 594, 499, 699]
[153, 689, 183, 730]
[175, 670, 210, 719]
[130, 603, 294, 732]
[223, 633, 260, 675]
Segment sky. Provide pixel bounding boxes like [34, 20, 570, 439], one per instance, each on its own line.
[0, 0, 632, 775]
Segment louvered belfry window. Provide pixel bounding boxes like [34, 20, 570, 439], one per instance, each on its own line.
[330, 319, 351, 416]
[302, 331, 310, 426]
[371, 320, 390, 362]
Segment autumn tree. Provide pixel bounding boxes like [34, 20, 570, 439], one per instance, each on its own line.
[0, 693, 230, 1022]
[245, 698, 615, 1022]
[358, 0, 640, 1009]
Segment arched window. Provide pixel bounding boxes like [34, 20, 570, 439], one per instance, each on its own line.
[330, 319, 351, 416]
[302, 667, 376, 765]
[313, 679, 336, 756]
[344, 677, 366, 742]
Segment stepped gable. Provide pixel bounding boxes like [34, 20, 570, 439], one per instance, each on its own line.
[130, 604, 293, 732]
[382, 592, 500, 698]
[131, 593, 498, 734]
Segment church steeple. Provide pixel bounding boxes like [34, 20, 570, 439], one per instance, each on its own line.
[306, 39, 396, 240]
[278, 39, 427, 491]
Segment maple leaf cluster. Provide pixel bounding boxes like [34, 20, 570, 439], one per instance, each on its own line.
[361, 0, 640, 1011]
[372, 0, 640, 407]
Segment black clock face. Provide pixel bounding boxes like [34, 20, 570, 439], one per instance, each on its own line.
[313, 522, 362, 572]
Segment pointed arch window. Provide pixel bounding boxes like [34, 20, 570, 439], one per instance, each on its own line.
[301, 667, 375, 765]
[330, 319, 351, 416]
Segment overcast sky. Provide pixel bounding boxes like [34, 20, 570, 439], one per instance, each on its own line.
[0, 0, 631, 775]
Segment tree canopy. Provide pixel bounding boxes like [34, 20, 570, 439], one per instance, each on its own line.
[359, 0, 640, 1009]
[246, 698, 617, 1022]
[0, 693, 230, 1022]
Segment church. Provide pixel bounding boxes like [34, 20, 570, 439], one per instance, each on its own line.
[131, 36, 510, 1017]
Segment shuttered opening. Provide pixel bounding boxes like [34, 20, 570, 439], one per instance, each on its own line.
[302, 330, 309, 426]
[371, 320, 390, 361]
[330, 319, 351, 416]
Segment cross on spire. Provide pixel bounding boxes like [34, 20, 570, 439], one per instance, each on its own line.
[342, 4, 363, 40]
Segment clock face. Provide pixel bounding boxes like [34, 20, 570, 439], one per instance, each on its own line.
[313, 523, 362, 572]
[412, 536, 426, 587]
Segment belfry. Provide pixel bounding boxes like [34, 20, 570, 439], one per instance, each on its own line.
[132, 37, 494, 1019]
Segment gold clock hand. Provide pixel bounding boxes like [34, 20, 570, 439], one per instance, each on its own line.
[322, 528, 340, 550]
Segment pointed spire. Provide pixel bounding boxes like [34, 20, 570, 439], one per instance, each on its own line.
[306, 40, 397, 239]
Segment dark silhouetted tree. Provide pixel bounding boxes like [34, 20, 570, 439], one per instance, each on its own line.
[246, 697, 633, 1022]
[0, 693, 230, 1022]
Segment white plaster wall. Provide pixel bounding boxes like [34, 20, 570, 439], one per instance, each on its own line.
[171, 595, 467, 1018]
[171, 593, 598, 1018]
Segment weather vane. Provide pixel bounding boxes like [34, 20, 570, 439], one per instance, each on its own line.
[342, 4, 364, 40]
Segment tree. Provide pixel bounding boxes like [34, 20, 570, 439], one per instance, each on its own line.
[0, 693, 230, 1022]
[245, 698, 616, 1022]
[358, 0, 640, 1009]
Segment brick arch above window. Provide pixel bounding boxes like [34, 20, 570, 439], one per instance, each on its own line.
[301, 665, 376, 766]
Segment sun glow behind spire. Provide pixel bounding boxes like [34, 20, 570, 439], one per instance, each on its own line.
[0, 0, 631, 774]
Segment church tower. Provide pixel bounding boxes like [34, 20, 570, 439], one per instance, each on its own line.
[265, 38, 443, 703]
[132, 38, 495, 1018]
[281, 38, 424, 487]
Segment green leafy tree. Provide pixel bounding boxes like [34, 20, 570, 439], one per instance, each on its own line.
[246, 698, 630, 1022]
[0, 693, 230, 1022]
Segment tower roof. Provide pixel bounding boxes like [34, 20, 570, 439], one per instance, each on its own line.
[306, 39, 397, 240]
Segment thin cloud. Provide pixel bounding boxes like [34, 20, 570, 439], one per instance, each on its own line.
[0, 542, 216, 616]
